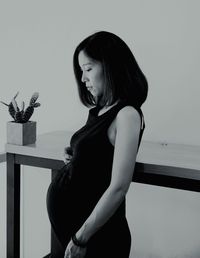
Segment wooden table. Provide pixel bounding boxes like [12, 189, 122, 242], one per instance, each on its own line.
[5, 130, 200, 258]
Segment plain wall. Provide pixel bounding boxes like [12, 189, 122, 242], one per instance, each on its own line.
[1, 0, 200, 257]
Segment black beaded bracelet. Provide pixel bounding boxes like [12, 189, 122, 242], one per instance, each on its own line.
[71, 234, 87, 248]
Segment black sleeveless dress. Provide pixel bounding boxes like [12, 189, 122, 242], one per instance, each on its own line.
[46, 100, 145, 258]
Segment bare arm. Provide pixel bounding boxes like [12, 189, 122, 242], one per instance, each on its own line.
[75, 106, 141, 243]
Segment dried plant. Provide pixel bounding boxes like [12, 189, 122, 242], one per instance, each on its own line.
[0, 92, 41, 123]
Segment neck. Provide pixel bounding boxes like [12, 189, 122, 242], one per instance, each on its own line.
[98, 98, 120, 108]
[97, 100, 120, 116]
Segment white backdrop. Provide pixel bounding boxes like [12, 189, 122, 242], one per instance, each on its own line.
[1, 0, 200, 150]
[1, 0, 200, 257]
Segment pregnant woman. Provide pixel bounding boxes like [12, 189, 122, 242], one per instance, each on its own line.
[46, 30, 148, 258]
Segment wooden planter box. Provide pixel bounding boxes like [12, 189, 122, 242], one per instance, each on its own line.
[7, 121, 36, 145]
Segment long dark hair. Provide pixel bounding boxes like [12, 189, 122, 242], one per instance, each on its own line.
[73, 31, 148, 108]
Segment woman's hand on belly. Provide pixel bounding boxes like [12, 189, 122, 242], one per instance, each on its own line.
[64, 239, 87, 258]
[63, 147, 73, 164]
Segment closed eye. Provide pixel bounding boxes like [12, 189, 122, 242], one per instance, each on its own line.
[79, 67, 92, 72]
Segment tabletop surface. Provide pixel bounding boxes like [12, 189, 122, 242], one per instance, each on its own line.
[5, 130, 200, 171]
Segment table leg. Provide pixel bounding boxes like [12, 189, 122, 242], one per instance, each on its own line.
[50, 170, 63, 257]
[7, 153, 20, 258]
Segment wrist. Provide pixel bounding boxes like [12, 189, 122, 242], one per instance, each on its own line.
[76, 223, 91, 243]
[71, 234, 87, 248]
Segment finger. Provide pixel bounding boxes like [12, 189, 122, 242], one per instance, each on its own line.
[64, 250, 70, 258]
[62, 158, 68, 165]
[64, 250, 67, 258]
[63, 154, 72, 160]
[63, 155, 71, 164]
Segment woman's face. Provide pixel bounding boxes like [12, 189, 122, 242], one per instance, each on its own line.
[78, 50, 104, 98]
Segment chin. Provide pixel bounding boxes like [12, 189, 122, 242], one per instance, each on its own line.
[91, 92, 98, 97]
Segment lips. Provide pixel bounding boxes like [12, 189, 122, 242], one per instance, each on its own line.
[86, 86, 93, 91]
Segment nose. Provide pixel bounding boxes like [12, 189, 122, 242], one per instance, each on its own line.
[81, 71, 88, 83]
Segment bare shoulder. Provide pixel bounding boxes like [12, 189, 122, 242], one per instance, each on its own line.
[116, 106, 141, 126]
[108, 106, 141, 146]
